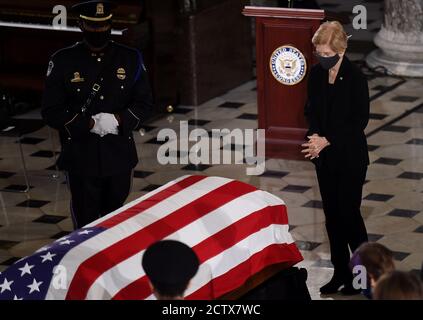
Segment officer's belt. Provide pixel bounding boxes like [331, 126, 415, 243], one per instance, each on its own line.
[81, 48, 117, 115]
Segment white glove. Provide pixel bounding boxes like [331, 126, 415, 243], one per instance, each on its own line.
[90, 113, 119, 137]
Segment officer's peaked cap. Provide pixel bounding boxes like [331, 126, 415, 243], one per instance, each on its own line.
[72, 1, 117, 22]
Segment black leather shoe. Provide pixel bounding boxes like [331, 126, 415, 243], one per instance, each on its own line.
[340, 284, 362, 295]
[319, 276, 344, 294]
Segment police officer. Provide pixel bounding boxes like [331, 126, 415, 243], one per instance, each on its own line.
[142, 240, 200, 300]
[42, 1, 153, 229]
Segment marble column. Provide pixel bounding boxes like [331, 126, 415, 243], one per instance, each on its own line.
[366, 0, 423, 77]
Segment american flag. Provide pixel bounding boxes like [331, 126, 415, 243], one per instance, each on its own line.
[0, 175, 302, 300]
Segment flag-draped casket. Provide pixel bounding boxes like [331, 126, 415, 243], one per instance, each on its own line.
[0, 175, 303, 300]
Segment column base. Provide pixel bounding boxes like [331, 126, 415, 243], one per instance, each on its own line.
[366, 49, 423, 78]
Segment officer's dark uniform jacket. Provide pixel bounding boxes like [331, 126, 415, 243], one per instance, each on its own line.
[42, 40, 153, 177]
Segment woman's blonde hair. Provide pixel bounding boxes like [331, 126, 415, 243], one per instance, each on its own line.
[312, 21, 348, 53]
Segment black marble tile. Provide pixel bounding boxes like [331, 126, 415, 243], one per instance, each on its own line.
[2, 184, 33, 192]
[141, 184, 162, 192]
[145, 137, 167, 145]
[51, 231, 72, 240]
[367, 233, 384, 242]
[388, 209, 420, 218]
[415, 103, 423, 113]
[237, 113, 257, 120]
[220, 144, 245, 151]
[18, 137, 45, 145]
[282, 185, 311, 193]
[398, 172, 423, 180]
[296, 240, 321, 251]
[373, 157, 402, 166]
[406, 139, 423, 146]
[413, 225, 423, 234]
[188, 119, 210, 126]
[261, 170, 289, 179]
[0, 257, 21, 266]
[163, 150, 190, 158]
[381, 125, 410, 133]
[30, 150, 58, 158]
[0, 171, 16, 179]
[312, 259, 334, 268]
[391, 96, 420, 103]
[302, 200, 323, 209]
[33, 214, 66, 224]
[0, 240, 19, 250]
[218, 102, 245, 109]
[172, 107, 193, 114]
[16, 199, 50, 208]
[372, 85, 391, 91]
[364, 193, 394, 202]
[392, 251, 410, 261]
[133, 170, 154, 179]
[181, 164, 212, 171]
[369, 113, 387, 120]
[367, 145, 379, 152]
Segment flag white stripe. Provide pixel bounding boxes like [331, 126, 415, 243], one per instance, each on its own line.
[147, 224, 294, 300]
[46, 176, 233, 300]
[85, 191, 285, 299]
[86, 175, 191, 228]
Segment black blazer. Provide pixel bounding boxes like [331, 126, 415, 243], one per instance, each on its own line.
[304, 56, 370, 171]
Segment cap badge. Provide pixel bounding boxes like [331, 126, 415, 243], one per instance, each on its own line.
[96, 3, 104, 15]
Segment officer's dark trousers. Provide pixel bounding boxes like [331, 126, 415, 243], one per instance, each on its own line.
[316, 165, 368, 281]
[67, 171, 132, 229]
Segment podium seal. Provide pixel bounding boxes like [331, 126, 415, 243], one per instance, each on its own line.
[270, 45, 307, 86]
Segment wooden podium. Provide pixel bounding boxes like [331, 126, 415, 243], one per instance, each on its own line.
[243, 6, 325, 160]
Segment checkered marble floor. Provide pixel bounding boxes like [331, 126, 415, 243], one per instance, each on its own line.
[1, 0, 422, 300]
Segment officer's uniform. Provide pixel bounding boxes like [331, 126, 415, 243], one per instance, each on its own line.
[42, 1, 153, 229]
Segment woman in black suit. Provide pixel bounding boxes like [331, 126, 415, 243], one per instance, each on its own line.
[302, 21, 370, 295]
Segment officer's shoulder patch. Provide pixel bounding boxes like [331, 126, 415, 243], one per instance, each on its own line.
[47, 61, 54, 77]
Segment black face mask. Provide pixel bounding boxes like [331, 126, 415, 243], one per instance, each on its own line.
[317, 53, 340, 70]
[83, 29, 111, 49]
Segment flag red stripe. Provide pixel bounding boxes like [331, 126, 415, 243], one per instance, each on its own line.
[112, 205, 289, 300]
[96, 175, 207, 228]
[66, 180, 257, 300]
[187, 243, 302, 299]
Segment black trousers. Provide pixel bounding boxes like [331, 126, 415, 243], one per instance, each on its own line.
[67, 171, 132, 229]
[316, 165, 368, 280]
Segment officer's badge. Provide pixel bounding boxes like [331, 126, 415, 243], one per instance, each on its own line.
[96, 3, 104, 15]
[117, 68, 126, 80]
[47, 61, 54, 77]
[71, 72, 85, 83]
